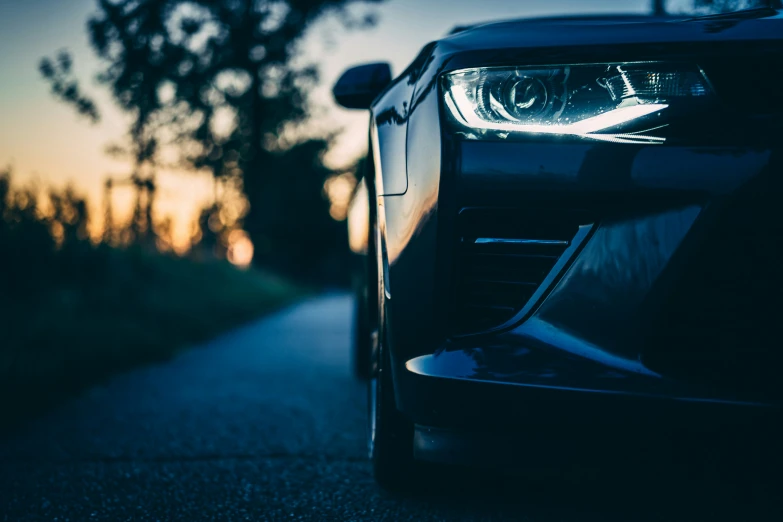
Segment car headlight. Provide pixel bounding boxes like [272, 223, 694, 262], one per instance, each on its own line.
[442, 63, 713, 144]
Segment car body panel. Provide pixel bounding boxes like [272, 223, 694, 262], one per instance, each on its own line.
[440, 9, 783, 55]
[371, 86, 410, 196]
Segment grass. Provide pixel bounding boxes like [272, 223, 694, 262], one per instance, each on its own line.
[0, 249, 301, 428]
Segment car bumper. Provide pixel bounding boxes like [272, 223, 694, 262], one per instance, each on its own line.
[403, 340, 782, 470]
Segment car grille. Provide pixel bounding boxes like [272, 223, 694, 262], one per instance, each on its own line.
[452, 208, 585, 335]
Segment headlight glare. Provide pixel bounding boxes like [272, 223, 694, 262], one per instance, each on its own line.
[443, 63, 713, 144]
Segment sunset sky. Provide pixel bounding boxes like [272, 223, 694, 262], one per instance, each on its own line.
[0, 0, 650, 249]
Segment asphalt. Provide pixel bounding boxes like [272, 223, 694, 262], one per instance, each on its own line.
[1, 295, 780, 521]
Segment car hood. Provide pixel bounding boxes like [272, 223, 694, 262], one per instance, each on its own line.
[439, 8, 783, 53]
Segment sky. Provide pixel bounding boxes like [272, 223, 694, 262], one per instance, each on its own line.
[0, 0, 652, 249]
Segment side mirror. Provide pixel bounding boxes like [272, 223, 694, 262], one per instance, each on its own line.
[333, 62, 392, 110]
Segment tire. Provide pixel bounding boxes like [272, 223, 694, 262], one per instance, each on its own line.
[368, 332, 418, 491]
[352, 273, 371, 380]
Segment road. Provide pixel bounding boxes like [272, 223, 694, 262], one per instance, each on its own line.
[0, 295, 779, 521]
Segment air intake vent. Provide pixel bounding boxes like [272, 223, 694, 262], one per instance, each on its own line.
[452, 208, 589, 335]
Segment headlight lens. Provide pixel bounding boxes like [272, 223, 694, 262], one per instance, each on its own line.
[443, 63, 713, 144]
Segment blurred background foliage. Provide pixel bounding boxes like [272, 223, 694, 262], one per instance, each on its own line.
[2, 0, 384, 426]
[0, 166, 301, 425]
[39, 0, 383, 284]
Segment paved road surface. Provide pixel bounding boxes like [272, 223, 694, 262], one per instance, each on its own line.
[0, 295, 779, 521]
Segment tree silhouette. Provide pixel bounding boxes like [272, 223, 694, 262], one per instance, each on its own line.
[80, 0, 381, 277]
[694, 0, 780, 9]
[39, 50, 100, 124]
[656, 0, 781, 13]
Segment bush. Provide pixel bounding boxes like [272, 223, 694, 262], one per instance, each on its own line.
[0, 170, 299, 427]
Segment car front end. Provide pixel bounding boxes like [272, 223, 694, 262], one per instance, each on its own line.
[340, 8, 783, 486]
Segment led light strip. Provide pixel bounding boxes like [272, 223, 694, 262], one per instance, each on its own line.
[446, 87, 668, 143]
[474, 238, 570, 246]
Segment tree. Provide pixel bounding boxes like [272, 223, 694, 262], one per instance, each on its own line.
[82, 0, 381, 278]
[39, 51, 100, 124]
[694, 0, 778, 9]
[655, 0, 781, 13]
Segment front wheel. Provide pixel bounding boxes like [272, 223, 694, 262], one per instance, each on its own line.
[352, 273, 371, 380]
[368, 338, 418, 491]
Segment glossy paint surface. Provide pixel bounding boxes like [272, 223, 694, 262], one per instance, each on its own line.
[371, 84, 411, 196]
[531, 206, 702, 362]
[441, 9, 783, 55]
[362, 9, 783, 435]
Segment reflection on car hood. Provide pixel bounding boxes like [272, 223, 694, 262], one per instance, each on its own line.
[441, 8, 783, 52]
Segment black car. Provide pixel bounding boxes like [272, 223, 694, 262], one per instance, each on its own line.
[335, 8, 783, 490]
